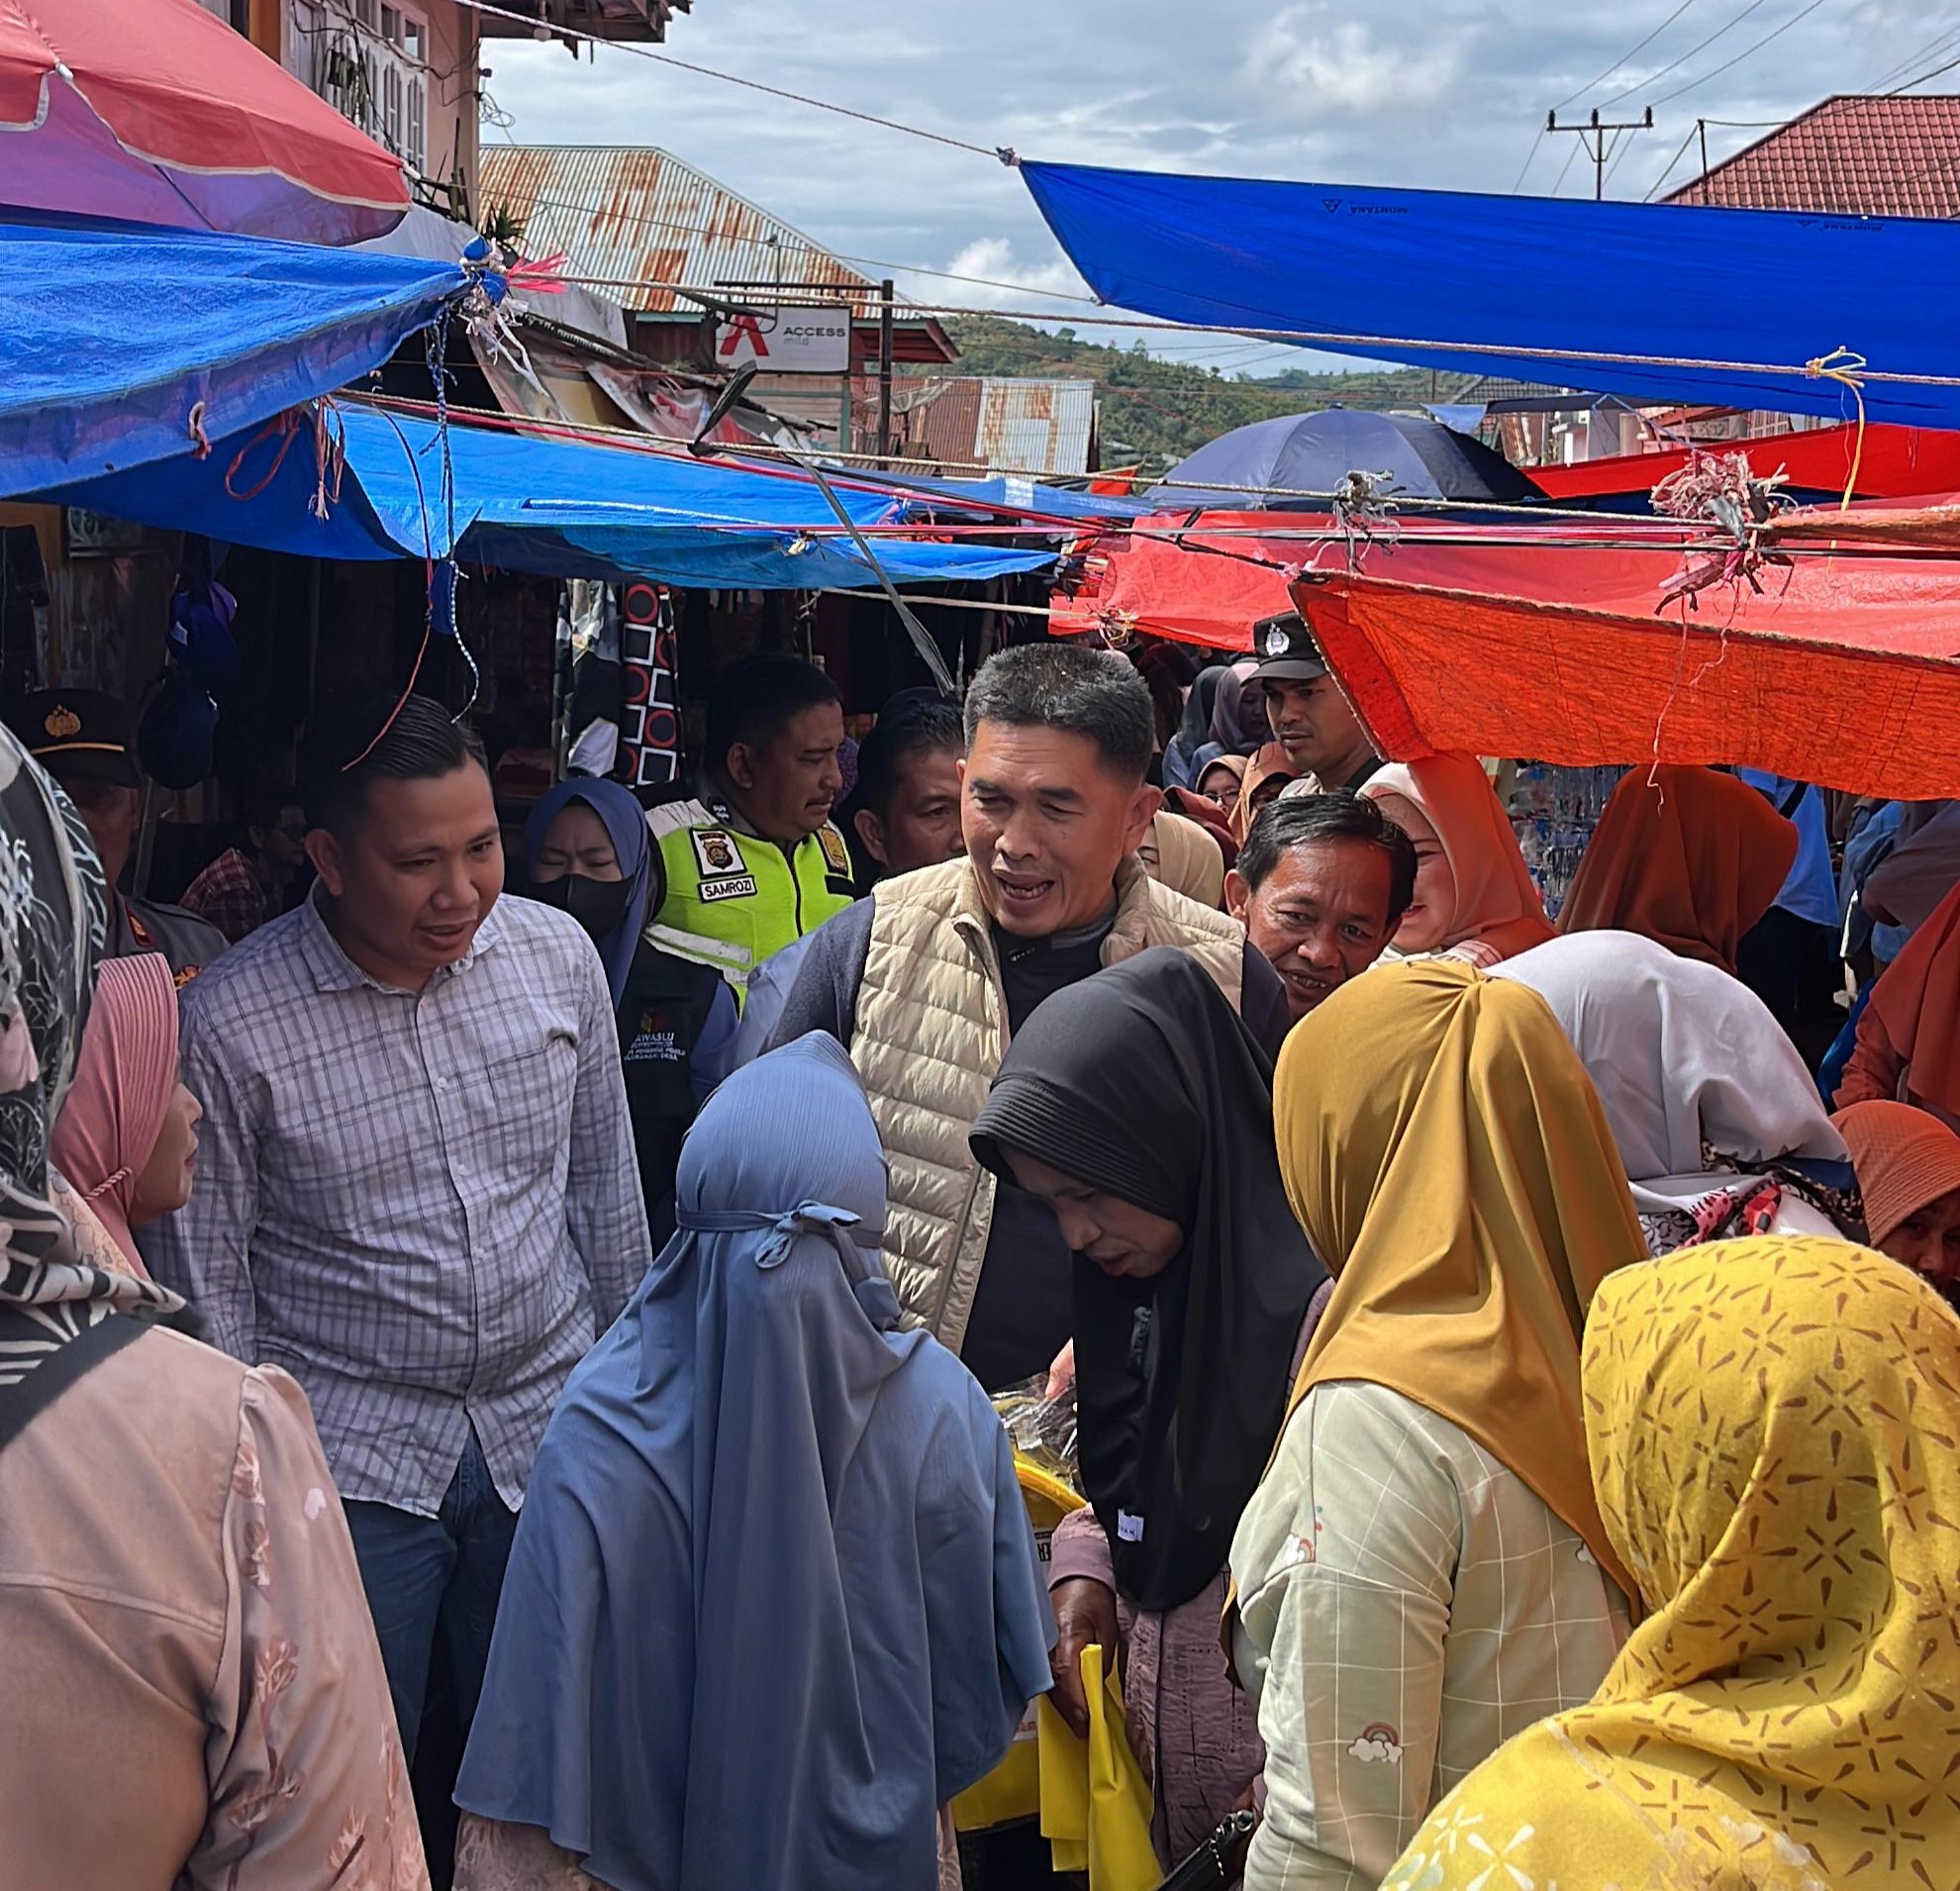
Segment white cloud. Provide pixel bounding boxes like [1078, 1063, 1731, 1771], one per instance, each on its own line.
[487, 0, 1884, 357]
[1246, 5, 1477, 115]
[924, 239, 1090, 311]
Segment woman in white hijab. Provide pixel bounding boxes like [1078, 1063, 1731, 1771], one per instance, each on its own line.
[1492, 931, 1862, 1255]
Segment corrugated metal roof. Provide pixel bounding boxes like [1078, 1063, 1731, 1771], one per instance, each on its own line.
[976, 377, 1097, 475]
[478, 2, 690, 43]
[479, 145, 880, 315]
[850, 375, 1098, 474]
[1665, 95, 1960, 219]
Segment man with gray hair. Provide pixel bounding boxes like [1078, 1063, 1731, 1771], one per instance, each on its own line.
[767, 642, 1290, 1390]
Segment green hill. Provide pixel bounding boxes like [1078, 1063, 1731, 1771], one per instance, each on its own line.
[932, 315, 1471, 468]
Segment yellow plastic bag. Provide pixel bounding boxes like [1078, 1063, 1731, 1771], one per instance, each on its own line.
[951, 1456, 1084, 1834]
[1035, 1642, 1161, 1891]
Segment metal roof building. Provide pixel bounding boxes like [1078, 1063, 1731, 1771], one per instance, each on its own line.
[478, 145, 955, 362]
[857, 375, 1101, 475]
[477, 2, 694, 43]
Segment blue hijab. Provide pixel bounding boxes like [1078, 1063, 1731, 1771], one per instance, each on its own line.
[524, 777, 652, 1007]
[455, 1034, 1053, 1891]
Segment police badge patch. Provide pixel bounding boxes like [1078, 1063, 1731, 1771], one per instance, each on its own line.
[817, 825, 852, 876]
[1265, 621, 1292, 657]
[691, 829, 742, 877]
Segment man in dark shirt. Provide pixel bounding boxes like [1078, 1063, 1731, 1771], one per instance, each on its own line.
[767, 643, 1289, 1391]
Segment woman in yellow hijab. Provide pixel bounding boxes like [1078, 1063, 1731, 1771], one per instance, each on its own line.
[1383, 1233, 1960, 1891]
[1229, 959, 1649, 1891]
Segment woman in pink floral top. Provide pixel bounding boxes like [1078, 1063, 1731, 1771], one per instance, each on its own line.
[0, 719, 421, 1891]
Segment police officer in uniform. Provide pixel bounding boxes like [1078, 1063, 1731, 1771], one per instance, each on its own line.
[643, 652, 855, 998]
[11, 689, 227, 983]
[1250, 611, 1384, 798]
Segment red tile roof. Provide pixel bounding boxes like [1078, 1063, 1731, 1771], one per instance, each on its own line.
[1665, 95, 1960, 218]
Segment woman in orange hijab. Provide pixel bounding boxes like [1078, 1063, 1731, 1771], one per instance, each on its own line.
[1836, 875, 1960, 1130]
[1556, 765, 1797, 975]
[1361, 752, 1553, 967]
[1229, 743, 1298, 845]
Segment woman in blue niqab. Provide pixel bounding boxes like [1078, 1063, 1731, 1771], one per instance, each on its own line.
[454, 1033, 1054, 1891]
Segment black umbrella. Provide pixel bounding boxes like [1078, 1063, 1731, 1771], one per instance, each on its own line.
[1155, 407, 1542, 508]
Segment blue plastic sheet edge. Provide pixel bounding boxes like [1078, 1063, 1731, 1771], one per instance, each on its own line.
[1021, 158, 1960, 429]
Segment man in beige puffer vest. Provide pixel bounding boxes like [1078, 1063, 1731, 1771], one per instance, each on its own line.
[763, 643, 1291, 1390]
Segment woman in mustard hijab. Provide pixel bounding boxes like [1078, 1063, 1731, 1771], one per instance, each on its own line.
[1383, 1234, 1960, 1890]
[1229, 959, 1649, 1891]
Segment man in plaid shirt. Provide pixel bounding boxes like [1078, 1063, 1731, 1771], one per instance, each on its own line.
[179, 786, 308, 945]
[145, 695, 651, 1866]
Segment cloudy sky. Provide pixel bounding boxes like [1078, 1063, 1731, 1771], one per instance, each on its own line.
[486, 0, 1955, 369]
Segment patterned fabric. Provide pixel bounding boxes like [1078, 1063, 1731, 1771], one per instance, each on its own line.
[0, 728, 179, 1389]
[179, 845, 274, 945]
[1492, 930, 1860, 1256]
[0, 1328, 427, 1888]
[1383, 1235, 1960, 1891]
[1231, 1383, 1627, 1891]
[141, 888, 650, 1515]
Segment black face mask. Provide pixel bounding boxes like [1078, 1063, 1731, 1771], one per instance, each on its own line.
[528, 871, 635, 941]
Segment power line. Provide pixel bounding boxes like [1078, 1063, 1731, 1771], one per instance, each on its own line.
[1547, 135, 1585, 196]
[1553, 1, 1704, 109]
[1887, 49, 1960, 93]
[1598, 0, 1772, 107]
[1864, 18, 1960, 90]
[1602, 122, 1649, 188]
[1511, 125, 1547, 193]
[1644, 123, 1703, 198]
[454, 0, 1003, 158]
[1651, 0, 1832, 108]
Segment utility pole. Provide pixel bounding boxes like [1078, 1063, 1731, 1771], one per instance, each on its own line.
[877, 279, 896, 470]
[1697, 118, 1712, 202]
[1546, 106, 1654, 199]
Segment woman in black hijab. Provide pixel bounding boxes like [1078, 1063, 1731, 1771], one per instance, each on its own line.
[1162, 664, 1227, 790]
[970, 948, 1327, 1862]
[1209, 659, 1269, 756]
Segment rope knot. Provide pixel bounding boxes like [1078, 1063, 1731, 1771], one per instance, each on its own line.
[1801, 347, 1868, 510]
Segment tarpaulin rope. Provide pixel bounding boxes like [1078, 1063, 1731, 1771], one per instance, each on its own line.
[1804, 348, 1869, 509]
[560, 278, 1960, 397]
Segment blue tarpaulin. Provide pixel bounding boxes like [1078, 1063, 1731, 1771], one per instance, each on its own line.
[40, 405, 1057, 590]
[0, 221, 470, 498]
[1020, 161, 1960, 429]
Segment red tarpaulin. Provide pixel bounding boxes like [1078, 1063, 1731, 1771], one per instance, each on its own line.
[1530, 422, 1960, 504]
[0, 0, 409, 245]
[1295, 537, 1960, 801]
[1049, 513, 1690, 652]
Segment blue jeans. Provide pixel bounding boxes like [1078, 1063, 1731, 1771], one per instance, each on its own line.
[343, 1430, 519, 1765]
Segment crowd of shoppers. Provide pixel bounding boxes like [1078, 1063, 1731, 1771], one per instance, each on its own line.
[8, 598, 1960, 1891]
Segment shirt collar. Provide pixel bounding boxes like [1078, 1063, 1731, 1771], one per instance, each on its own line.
[297, 882, 505, 995]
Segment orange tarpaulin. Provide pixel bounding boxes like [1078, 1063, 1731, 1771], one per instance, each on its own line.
[1296, 539, 1960, 801]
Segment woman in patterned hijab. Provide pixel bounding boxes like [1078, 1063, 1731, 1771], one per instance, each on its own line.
[1384, 1235, 1960, 1891]
[0, 726, 180, 1368]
